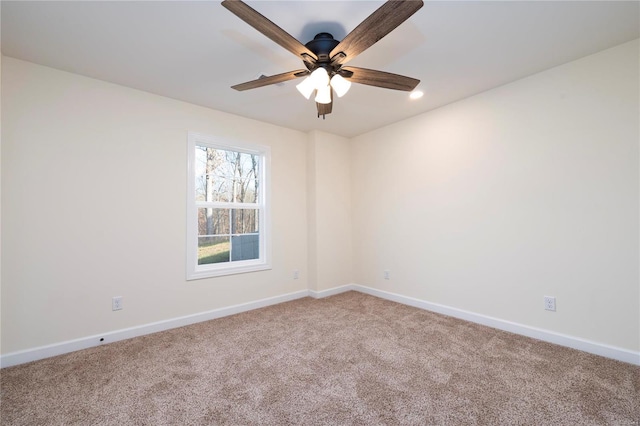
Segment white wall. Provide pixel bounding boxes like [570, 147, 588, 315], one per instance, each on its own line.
[2, 39, 638, 361]
[351, 39, 639, 352]
[0, 19, 3, 356]
[307, 130, 352, 292]
[1, 57, 309, 354]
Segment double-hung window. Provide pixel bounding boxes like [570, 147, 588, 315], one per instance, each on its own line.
[187, 132, 270, 279]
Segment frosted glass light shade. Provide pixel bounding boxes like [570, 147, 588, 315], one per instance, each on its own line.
[330, 74, 351, 97]
[309, 67, 329, 89]
[314, 85, 332, 104]
[296, 76, 316, 99]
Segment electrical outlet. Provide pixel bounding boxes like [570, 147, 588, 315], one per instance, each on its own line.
[544, 296, 556, 312]
[293, 269, 300, 280]
[112, 296, 123, 311]
[384, 270, 390, 280]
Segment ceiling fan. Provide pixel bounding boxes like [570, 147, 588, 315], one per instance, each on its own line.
[221, 0, 424, 118]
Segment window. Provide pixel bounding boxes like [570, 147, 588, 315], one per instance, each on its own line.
[187, 132, 270, 280]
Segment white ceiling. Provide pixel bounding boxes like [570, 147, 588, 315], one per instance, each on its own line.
[2, 1, 638, 138]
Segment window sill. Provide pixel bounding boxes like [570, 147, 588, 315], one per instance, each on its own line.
[187, 262, 272, 281]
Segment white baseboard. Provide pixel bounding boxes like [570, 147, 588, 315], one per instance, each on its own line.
[308, 284, 355, 299]
[0, 289, 309, 369]
[349, 284, 640, 366]
[4, 284, 638, 368]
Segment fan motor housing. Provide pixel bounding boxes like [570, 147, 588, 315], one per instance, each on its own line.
[305, 33, 340, 63]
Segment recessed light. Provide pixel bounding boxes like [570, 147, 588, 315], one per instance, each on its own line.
[409, 90, 424, 100]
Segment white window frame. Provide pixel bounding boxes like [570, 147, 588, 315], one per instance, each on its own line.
[186, 132, 271, 280]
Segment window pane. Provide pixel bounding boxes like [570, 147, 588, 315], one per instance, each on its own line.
[198, 208, 229, 236]
[195, 146, 260, 203]
[231, 209, 259, 234]
[231, 152, 260, 203]
[231, 235, 259, 261]
[198, 236, 230, 264]
[195, 147, 232, 202]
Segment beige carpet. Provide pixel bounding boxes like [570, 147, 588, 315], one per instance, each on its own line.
[1, 291, 638, 425]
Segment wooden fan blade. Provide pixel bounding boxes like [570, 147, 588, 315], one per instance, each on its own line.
[342, 66, 419, 91]
[330, 0, 423, 66]
[232, 69, 308, 91]
[222, 0, 317, 61]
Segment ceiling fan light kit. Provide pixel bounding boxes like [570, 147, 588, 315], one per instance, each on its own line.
[221, 0, 423, 118]
[297, 67, 351, 103]
[296, 67, 330, 100]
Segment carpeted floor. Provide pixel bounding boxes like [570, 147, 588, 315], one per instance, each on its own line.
[1, 291, 638, 425]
